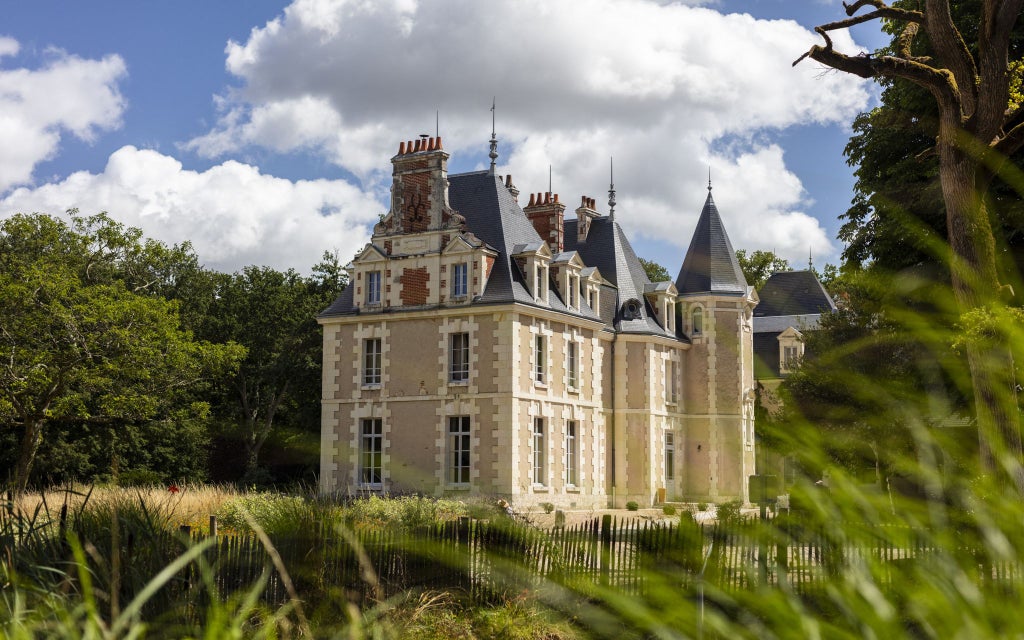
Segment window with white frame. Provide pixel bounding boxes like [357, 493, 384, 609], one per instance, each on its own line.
[782, 345, 800, 372]
[665, 431, 675, 482]
[366, 270, 382, 305]
[568, 274, 578, 309]
[449, 332, 469, 382]
[532, 417, 547, 486]
[447, 416, 471, 485]
[691, 307, 703, 336]
[667, 359, 679, 404]
[359, 418, 383, 486]
[534, 334, 547, 385]
[363, 338, 382, 385]
[452, 263, 468, 298]
[565, 420, 578, 487]
[567, 341, 579, 390]
[533, 262, 549, 301]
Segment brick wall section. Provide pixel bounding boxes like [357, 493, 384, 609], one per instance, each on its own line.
[523, 194, 566, 254]
[400, 267, 430, 305]
[400, 172, 432, 233]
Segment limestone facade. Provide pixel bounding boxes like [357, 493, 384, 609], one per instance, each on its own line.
[319, 136, 758, 508]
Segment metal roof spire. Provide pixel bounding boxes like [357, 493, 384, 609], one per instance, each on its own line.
[708, 166, 712, 192]
[608, 157, 616, 221]
[488, 97, 498, 175]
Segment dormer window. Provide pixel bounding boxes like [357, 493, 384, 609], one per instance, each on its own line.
[777, 326, 804, 374]
[366, 271, 382, 305]
[452, 263, 468, 298]
[691, 307, 703, 336]
[623, 298, 642, 320]
[568, 274, 578, 309]
[533, 262, 549, 302]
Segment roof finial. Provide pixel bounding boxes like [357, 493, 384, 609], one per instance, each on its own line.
[708, 166, 712, 193]
[808, 246, 813, 270]
[608, 157, 616, 221]
[488, 97, 498, 175]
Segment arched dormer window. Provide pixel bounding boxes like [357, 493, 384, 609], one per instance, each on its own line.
[691, 306, 703, 336]
[623, 298, 642, 320]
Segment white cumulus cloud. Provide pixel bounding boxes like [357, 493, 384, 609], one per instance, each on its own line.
[184, 0, 870, 266]
[0, 40, 126, 192]
[0, 146, 382, 273]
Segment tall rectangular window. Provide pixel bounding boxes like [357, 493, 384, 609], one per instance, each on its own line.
[450, 332, 469, 382]
[448, 416, 471, 485]
[568, 275, 578, 309]
[532, 417, 547, 486]
[667, 360, 678, 404]
[665, 431, 675, 482]
[783, 345, 799, 371]
[363, 338, 381, 385]
[452, 263, 468, 298]
[565, 420, 578, 487]
[534, 335, 546, 384]
[366, 270, 381, 305]
[359, 418, 383, 486]
[567, 341, 579, 389]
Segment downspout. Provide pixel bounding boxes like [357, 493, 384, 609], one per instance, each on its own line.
[609, 336, 616, 508]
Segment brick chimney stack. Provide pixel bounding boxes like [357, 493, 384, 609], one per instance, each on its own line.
[576, 195, 600, 244]
[390, 136, 451, 233]
[523, 191, 565, 254]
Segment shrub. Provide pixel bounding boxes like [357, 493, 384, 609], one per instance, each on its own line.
[625, 501, 639, 512]
[715, 499, 743, 523]
[117, 469, 164, 487]
[215, 492, 309, 534]
[343, 495, 468, 530]
[540, 502, 555, 514]
[662, 505, 676, 516]
[696, 502, 708, 512]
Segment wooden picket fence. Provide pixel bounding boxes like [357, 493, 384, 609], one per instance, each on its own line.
[136, 513, 1024, 607]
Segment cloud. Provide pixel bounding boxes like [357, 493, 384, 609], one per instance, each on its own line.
[0, 39, 126, 192]
[0, 145, 382, 273]
[184, 0, 869, 266]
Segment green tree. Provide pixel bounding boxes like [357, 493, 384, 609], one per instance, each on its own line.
[0, 214, 243, 494]
[639, 257, 671, 283]
[735, 249, 790, 290]
[796, 0, 1024, 475]
[200, 255, 347, 483]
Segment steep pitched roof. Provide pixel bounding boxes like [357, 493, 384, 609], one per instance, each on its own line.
[754, 270, 836, 317]
[675, 191, 748, 296]
[565, 216, 672, 335]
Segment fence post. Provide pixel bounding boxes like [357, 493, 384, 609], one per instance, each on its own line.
[209, 515, 218, 538]
[600, 514, 612, 586]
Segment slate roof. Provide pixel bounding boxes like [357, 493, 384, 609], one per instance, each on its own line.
[675, 191, 748, 296]
[754, 270, 836, 317]
[564, 216, 674, 336]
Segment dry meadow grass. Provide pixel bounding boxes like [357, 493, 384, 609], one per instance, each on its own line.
[12, 483, 242, 530]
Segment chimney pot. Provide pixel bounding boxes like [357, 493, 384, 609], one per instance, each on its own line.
[428, 137, 435, 151]
[436, 136, 443, 149]
[505, 175, 512, 187]
[407, 140, 414, 154]
[399, 141, 406, 155]
[554, 193, 559, 203]
[528, 193, 536, 206]
[544, 192, 550, 204]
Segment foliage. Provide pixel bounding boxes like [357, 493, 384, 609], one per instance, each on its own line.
[735, 249, 790, 289]
[638, 257, 671, 283]
[198, 253, 347, 484]
[214, 492, 314, 534]
[0, 214, 244, 494]
[540, 502, 555, 514]
[662, 505, 676, 516]
[341, 495, 470, 530]
[625, 501, 639, 512]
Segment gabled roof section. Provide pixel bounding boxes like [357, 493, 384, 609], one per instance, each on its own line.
[675, 191, 748, 296]
[353, 243, 388, 263]
[565, 216, 672, 336]
[754, 270, 836, 317]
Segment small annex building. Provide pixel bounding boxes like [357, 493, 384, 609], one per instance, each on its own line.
[752, 270, 838, 387]
[318, 135, 759, 508]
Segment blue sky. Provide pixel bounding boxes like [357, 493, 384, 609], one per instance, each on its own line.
[0, 1, 886, 276]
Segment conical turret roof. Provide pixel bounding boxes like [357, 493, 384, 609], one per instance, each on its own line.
[675, 190, 748, 296]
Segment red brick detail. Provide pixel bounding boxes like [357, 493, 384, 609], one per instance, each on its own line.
[440, 279, 447, 289]
[442, 234, 450, 248]
[386, 284, 392, 293]
[473, 277, 478, 285]
[440, 264, 446, 273]
[523, 198, 566, 254]
[399, 267, 430, 306]
[400, 172, 432, 233]
[486, 256, 496, 278]
[384, 241, 392, 255]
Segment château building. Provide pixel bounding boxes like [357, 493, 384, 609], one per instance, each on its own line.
[318, 134, 758, 508]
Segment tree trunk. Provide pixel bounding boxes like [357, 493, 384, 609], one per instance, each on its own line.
[938, 121, 1023, 481]
[15, 419, 44, 497]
